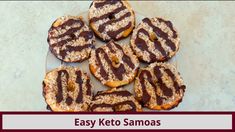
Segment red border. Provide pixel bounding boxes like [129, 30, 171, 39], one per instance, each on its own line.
[0, 111, 234, 132]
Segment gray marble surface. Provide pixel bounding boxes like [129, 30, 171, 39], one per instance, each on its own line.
[0, 1, 235, 111]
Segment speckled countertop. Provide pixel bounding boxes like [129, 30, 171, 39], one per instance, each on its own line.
[0, 1, 235, 111]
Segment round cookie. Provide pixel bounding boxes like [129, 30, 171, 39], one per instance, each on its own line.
[88, 0, 135, 41]
[134, 62, 186, 110]
[42, 66, 93, 112]
[89, 40, 139, 88]
[90, 88, 142, 112]
[47, 16, 95, 62]
[130, 17, 180, 63]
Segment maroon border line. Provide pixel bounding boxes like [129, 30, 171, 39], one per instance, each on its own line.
[0, 111, 234, 132]
[1, 111, 235, 114]
[232, 112, 234, 130]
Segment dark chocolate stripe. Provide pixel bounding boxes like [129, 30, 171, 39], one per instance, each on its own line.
[94, 0, 120, 8]
[106, 42, 115, 52]
[86, 79, 92, 96]
[90, 1, 132, 40]
[75, 70, 83, 103]
[52, 19, 83, 30]
[51, 30, 93, 48]
[79, 31, 94, 41]
[139, 70, 166, 105]
[114, 43, 135, 69]
[153, 66, 173, 97]
[59, 44, 92, 59]
[56, 70, 69, 103]
[107, 42, 135, 69]
[89, 6, 126, 23]
[50, 19, 84, 42]
[95, 47, 126, 80]
[164, 69, 185, 94]
[98, 12, 131, 32]
[138, 70, 154, 104]
[56, 26, 83, 39]
[91, 100, 137, 112]
[143, 18, 176, 51]
[158, 18, 177, 38]
[49, 17, 94, 60]
[95, 90, 132, 98]
[153, 39, 168, 59]
[95, 48, 109, 80]
[50, 19, 84, 43]
[135, 28, 157, 62]
[107, 22, 131, 39]
[65, 96, 73, 105]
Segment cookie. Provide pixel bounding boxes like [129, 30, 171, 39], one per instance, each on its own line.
[42, 66, 93, 111]
[89, 40, 139, 88]
[130, 17, 180, 63]
[90, 88, 142, 112]
[134, 62, 186, 110]
[88, 0, 135, 41]
[47, 16, 95, 62]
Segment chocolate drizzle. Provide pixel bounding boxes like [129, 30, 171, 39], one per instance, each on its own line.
[157, 18, 177, 38]
[75, 71, 83, 103]
[48, 17, 94, 61]
[91, 101, 137, 112]
[65, 96, 73, 105]
[95, 90, 132, 97]
[138, 69, 166, 105]
[107, 22, 132, 39]
[95, 48, 109, 80]
[59, 44, 92, 59]
[135, 28, 159, 62]
[138, 64, 185, 106]
[91, 90, 137, 112]
[89, 0, 133, 40]
[86, 79, 92, 96]
[153, 66, 173, 97]
[94, 0, 120, 8]
[164, 69, 186, 94]
[89, 6, 126, 23]
[52, 19, 83, 30]
[98, 12, 131, 33]
[56, 70, 69, 103]
[133, 17, 179, 62]
[138, 70, 154, 104]
[142, 18, 176, 51]
[44, 68, 93, 111]
[95, 41, 135, 81]
[107, 42, 135, 69]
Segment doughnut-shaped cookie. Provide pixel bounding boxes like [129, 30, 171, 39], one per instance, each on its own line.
[47, 16, 95, 62]
[90, 88, 142, 112]
[43, 66, 93, 111]
[134, 62, 186, 110]
[89, 40, 139, 88]
[88, 0, 135, 41]
[130, 17, 180, 63]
